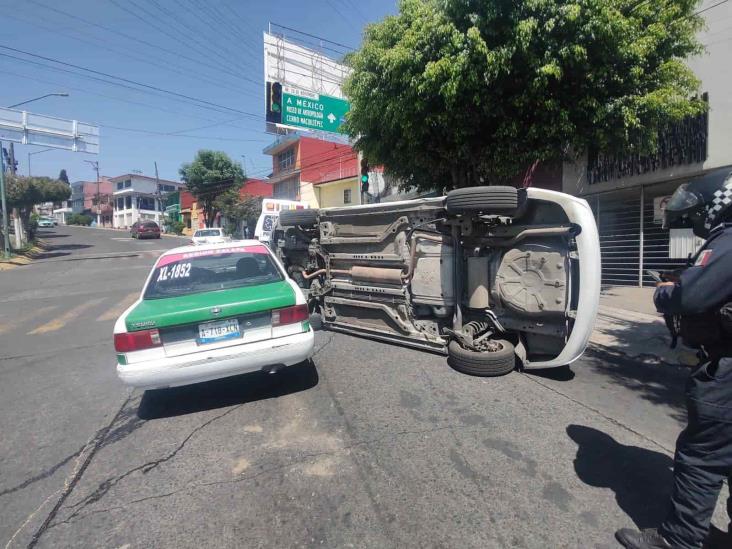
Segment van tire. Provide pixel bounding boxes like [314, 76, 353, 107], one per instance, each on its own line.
[279, 208, 319, 228]
[445, 186, 519, 216]
[447, 339, 516, 377]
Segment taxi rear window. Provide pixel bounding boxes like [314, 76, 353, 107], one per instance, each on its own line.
[144, 246, 283, 299]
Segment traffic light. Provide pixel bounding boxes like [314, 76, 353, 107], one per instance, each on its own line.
[267, 81, 283, 124]
[360, 158, 369, 194]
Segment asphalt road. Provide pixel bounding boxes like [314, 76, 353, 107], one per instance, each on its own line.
[0, 225, 727, 548]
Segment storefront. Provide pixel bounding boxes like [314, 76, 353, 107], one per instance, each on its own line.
[588, 179, 706, 287]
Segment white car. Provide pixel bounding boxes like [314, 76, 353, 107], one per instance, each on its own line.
[191, 228, 230, 246]
[275, 186, 601, 376]
[113, 241, 315, 389]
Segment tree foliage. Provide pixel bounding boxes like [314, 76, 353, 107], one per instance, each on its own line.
[58, 169, 70, 185]
[213, 188, 262, 237]
[4, 175, 71, 238]
[343, 0, 706, 191]
[179, 150, 245, 227]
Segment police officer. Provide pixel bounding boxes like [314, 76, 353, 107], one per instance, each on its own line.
[616, 168, 732, 548]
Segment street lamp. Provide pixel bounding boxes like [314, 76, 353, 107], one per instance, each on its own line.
[7, 92, 69, 109]
[27, 148, 55, 177]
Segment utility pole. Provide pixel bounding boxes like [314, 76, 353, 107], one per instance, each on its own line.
[85, 160, 100, 226]
[8, 143, 23, 248]
[154, 161, 162, 227]
[0, 140, 9, 259]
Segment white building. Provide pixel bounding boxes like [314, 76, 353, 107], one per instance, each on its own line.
[562, 0, 732, 287]
[111, 174, 185, 229]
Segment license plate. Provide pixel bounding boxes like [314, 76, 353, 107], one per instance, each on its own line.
[198, 318, 240, 344]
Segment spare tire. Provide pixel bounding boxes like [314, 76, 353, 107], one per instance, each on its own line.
[445, 186, 518, 215]
[447, 339, 516, 377]
[279, 208, 319, 228]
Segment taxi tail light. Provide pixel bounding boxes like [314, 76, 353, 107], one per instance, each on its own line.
[114, 329, 162, 352]
[271, 304, 308, 327]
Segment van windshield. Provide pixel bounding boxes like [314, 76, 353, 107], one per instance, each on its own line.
[144, 245, 282, 299]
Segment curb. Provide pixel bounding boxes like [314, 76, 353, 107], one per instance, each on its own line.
[0, 240, 50, 271]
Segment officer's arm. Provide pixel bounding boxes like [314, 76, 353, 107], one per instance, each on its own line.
[654, 242, 729, 315]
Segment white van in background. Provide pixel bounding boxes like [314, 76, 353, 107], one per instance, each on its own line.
[254, 198, 309, 245]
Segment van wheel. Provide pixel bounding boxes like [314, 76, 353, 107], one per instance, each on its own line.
[447, 339, 516, 376]
[279, 209, 319, 228]
[445, 186, 519, 216]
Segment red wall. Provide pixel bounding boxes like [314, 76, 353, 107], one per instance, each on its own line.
[180, 190, 195, 210]
[299, 136, 358, 184]
[240, 178, 272, 198]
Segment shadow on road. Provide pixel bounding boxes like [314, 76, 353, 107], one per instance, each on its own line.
[568, 424, 673, 528]
[37, 233, 69, 239]
[44, 243, 93, 251]
[526, 364, 576, 382]
[137, 360, 319, 420]
[585, 346, 688, 422]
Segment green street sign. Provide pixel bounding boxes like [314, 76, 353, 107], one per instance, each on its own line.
[282, 91, 349, 134]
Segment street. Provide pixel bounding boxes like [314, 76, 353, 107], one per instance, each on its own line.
[0, 226, 727, 548]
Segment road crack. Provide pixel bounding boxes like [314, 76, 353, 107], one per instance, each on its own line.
[57, 402, 245, 527]
[4, 391, 133, 549]
[0, 446, 85, 499]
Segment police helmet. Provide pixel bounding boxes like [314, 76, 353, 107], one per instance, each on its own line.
[663, 168, 732, 238]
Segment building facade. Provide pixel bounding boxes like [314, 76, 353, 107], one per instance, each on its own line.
[111, 174, 185, 229]
[69, 178, 114, 226]
[562, 2, 732, 287]
[263, 135, 359, 208]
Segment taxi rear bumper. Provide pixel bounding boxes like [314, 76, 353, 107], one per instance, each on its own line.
[117, 329, 314, 389]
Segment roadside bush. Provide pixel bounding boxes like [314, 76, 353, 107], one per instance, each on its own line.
[167, 220, 185, 235]
[67, 214, 93, 226]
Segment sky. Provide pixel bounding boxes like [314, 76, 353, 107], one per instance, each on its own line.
[0, 0, 397, 183]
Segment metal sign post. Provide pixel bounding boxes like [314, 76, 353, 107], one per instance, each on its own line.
[0, 140, 9, 259]
[0, 107, 99, 252]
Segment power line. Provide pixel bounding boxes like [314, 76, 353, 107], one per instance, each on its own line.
[103, 125, 269, 143]
[107, 0, 257, 85]
[325, 0, 360, 29]
[5, 10, 261, 101]
[26, 0, 259, 89]
[693, 0, 729, 16]
[270, 22, 356, 52]
[0, 63, 267, 135]
[189, 0, 262, 54]
[0, 44, 262, 120]
[146, 0, 259, 75]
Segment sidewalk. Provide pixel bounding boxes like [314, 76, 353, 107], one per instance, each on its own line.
[592, 286, 695, 366]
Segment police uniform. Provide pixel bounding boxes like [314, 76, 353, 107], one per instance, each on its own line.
[616, 169, 732, 549]
[654, 224, 732, 548]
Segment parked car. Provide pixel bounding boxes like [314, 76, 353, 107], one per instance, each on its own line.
[37, 217, 55, 228]
[114, 241, 314, 389]
[275, 186, 601, 376]
[131, 221, 161, 239]
[191, 227, 230, 246]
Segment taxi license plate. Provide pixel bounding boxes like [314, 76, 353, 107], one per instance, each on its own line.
[198, 319, 240, 344]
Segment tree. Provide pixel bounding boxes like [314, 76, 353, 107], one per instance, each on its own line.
[58, 169, 70, 185]
[213, 188, 262, 237]
[179, 150, 245, 227]
[5, 176, 71, 240]
[343, 0, 706, 192]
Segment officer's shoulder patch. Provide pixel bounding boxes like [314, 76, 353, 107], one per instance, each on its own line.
[695, 249, 713, 266]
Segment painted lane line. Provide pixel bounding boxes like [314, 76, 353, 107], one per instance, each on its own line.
[97, 292, 140, 322]
[28, 298, 106, 335]
[0, 306, 59, 335]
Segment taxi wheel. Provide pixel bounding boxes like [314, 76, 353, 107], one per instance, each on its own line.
[447, 339, 515, 376]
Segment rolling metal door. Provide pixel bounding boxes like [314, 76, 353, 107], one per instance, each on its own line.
[594, 190, 642, 287]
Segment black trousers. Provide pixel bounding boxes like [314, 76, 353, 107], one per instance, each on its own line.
[660, 358, 732, 548]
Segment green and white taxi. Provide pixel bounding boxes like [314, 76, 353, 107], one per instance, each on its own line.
[114, 241, 314, 389]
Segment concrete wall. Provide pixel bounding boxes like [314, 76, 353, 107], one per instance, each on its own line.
[317, 178, 360, 208]
[564, 1, 732, 196]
